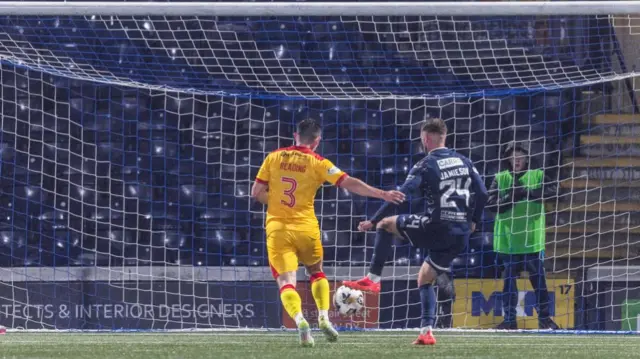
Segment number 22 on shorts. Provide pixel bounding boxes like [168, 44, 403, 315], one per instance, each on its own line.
[281, 177, 297, 207]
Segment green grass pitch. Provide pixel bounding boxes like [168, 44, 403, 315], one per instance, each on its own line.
[2, 331, 640, 359]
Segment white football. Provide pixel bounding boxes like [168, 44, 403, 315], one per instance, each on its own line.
[333, 285, 364, 316]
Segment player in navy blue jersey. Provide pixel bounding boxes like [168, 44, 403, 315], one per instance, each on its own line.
[343, 118, 488, 346]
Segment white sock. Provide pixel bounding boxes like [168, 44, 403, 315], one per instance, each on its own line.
[420, 326, 432, 335]
[367, 273, 381, 283]
[294, 312, 305, 326]
[318, 310, 329, 322]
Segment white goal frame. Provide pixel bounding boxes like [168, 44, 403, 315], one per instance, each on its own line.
[0, 1, 638, 16]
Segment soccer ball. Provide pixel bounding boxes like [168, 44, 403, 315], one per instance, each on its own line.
[333, 285, 364, 316]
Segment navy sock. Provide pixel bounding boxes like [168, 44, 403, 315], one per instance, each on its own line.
[419, 284, 436, 328]
[368, 229, 393, 276]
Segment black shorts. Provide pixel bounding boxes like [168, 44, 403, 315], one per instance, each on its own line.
[396, 214, 467, 273]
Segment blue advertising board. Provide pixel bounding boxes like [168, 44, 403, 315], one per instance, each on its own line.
[0, 281, 280, 330]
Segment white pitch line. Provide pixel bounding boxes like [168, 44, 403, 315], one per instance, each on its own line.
[7, 333, 640, 340]
[149, 333, 640, 339]
[2, 341, 639, 347]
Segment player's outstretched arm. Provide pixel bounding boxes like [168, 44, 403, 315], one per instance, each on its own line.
[367, 166, 423, 226]
[339, 177, 405, 204]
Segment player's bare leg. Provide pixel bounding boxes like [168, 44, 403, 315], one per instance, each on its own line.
[413, 262, 438, 346]
[307, 261, 338, 342]
[276, 271, 314, 347]
[343, 216, 402, 293]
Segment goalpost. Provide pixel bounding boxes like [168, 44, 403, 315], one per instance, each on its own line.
[0, 1, 638, 332]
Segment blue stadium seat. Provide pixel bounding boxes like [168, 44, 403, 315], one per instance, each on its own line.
[469, 232, 494, 253]
[178, 184, 207, 207]
[318, 140, 337, 157]
[0, 16, 583, 274]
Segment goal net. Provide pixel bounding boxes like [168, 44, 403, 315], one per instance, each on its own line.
[0, 1, 639, 331]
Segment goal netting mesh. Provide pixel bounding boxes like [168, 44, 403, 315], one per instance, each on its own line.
[0, 5, 639, 331]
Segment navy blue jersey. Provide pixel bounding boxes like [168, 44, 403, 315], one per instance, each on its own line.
[370, 148, 488, 234]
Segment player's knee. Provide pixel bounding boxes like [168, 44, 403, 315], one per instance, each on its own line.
[417, 264, 437, 286]
[276, 271, 297, 288]
[376, 217, 392, 232]
[417, 274, 435, 287]
[306, 261, 323, 276]
[417, 275, 431, 287]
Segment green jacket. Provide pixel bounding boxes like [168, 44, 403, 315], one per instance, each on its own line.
[488, 169, 553, 254]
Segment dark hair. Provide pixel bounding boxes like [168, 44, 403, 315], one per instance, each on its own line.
[296, 118, 322, 144]
[421, 118, 447, 136]
[503, 141, 529, 157]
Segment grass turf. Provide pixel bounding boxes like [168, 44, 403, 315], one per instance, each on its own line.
[2, 331, 640, 359]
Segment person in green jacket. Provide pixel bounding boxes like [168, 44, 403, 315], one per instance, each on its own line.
[487, 141, 559, 330]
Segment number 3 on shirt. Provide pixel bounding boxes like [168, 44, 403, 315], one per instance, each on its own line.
[281, 177, 297, 208]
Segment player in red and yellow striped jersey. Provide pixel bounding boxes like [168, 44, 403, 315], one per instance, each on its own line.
[251, 119, 404, 347]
